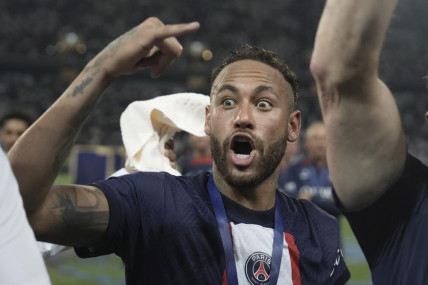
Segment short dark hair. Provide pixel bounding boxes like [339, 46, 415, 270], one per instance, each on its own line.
[210, 44, 299, 110]
[0, 110, 34, 128]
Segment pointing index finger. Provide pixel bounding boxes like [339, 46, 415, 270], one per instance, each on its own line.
[155, 21, 200, 41]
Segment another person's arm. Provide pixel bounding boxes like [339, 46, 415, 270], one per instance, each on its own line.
[8, 17, 199, 247]
[0, 149, 50, 284]
[310, 0, 406, 210]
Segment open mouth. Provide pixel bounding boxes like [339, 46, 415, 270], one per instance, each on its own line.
[231, 136, 255, 158]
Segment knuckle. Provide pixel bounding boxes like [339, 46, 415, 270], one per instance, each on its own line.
[145, 17, 163, 27]
[173, 47, 183, 59]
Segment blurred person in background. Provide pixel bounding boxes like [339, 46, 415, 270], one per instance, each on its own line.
[0, 110, 33, 153]
[278, 121, 340, 218]
[177, 134, 213, 175]
[311, 0, 428, 283]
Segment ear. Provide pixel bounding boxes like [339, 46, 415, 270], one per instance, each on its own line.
[287, 110, 301, 142]
[204, 105, 211, 135]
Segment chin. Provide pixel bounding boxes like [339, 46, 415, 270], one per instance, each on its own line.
[211, 133, 286, 188]
[223, 167, 265, 188]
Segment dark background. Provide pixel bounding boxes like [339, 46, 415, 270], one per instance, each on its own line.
[1, 0, 427, 160]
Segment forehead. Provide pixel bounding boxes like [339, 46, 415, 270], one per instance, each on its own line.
[2, 118, 29, 129]
[306, 124, 326, 138]
[211, 59, 292, 97]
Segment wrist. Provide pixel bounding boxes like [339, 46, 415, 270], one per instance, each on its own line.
[85, 54, 116, 84]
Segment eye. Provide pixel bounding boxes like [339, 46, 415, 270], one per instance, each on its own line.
[256, 100, 272, 110]
[222, 99, 236, 108]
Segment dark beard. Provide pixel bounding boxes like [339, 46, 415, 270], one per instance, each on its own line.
[210, 133, 287, 188]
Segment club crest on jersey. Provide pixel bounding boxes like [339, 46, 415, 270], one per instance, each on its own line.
[245, 252, 272, 285]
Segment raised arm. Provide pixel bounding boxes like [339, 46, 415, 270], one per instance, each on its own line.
[310, 0, 406, 210]
[8, 17, 199, 246]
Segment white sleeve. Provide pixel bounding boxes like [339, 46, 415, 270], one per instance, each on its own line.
[108, 167, 130, 178]
[0, 149, 51, 284]
[37, 242, 70, 259]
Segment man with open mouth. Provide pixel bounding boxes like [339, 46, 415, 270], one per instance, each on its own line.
[9, 17, 349, 285]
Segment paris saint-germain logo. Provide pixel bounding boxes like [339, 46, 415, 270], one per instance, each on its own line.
[245, 252, 272, 285]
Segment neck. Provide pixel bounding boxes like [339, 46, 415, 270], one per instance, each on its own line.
[212, 166, 279, 211]
[311, 158, 326, 169]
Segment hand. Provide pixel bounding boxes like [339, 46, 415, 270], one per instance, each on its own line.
[298, 191, 313, 201]
[88, 17, 199, 79]
[164, 138, 177, 169]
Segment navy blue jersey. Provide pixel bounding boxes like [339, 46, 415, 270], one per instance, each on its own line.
[279, 158, 340, 217]
[335, 153, 428, 284]
[76, 171, 349, 284]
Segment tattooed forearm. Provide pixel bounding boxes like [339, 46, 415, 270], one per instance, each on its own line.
[52, 129, 76, 173]
[70, 77, 94, 97]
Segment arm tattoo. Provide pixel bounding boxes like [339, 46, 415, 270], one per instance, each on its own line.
[54, 186, 109, 230]
[52, 129, 76, 173]
[70, 77, 94, 97]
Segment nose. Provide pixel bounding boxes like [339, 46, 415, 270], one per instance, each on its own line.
[9, 134, 21, 145]
[234, 101, 254, 130]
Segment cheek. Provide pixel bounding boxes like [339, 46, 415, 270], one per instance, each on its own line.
[258, 112, 288, 131]
[211, 111, 234, 132]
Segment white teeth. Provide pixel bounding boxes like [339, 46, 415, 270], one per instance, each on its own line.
[236, 154, 250, 159]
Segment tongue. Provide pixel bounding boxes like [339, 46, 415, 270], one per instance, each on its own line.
[230, 150, 255, 166]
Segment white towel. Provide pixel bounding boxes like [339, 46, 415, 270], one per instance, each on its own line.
[120, 93, 210, 176]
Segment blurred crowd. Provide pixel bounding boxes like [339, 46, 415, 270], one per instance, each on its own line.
[1, 0, 427, 163]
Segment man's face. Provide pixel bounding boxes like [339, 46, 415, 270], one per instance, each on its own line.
[205, 60, 300, 187]
[304, 124, 326, 162]
[0, 118, 29, 152]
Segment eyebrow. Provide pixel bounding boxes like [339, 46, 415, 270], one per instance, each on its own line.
[254, 85, 280, 99]
[217, 84, 238, 94]
[216, 84, 280, 99]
